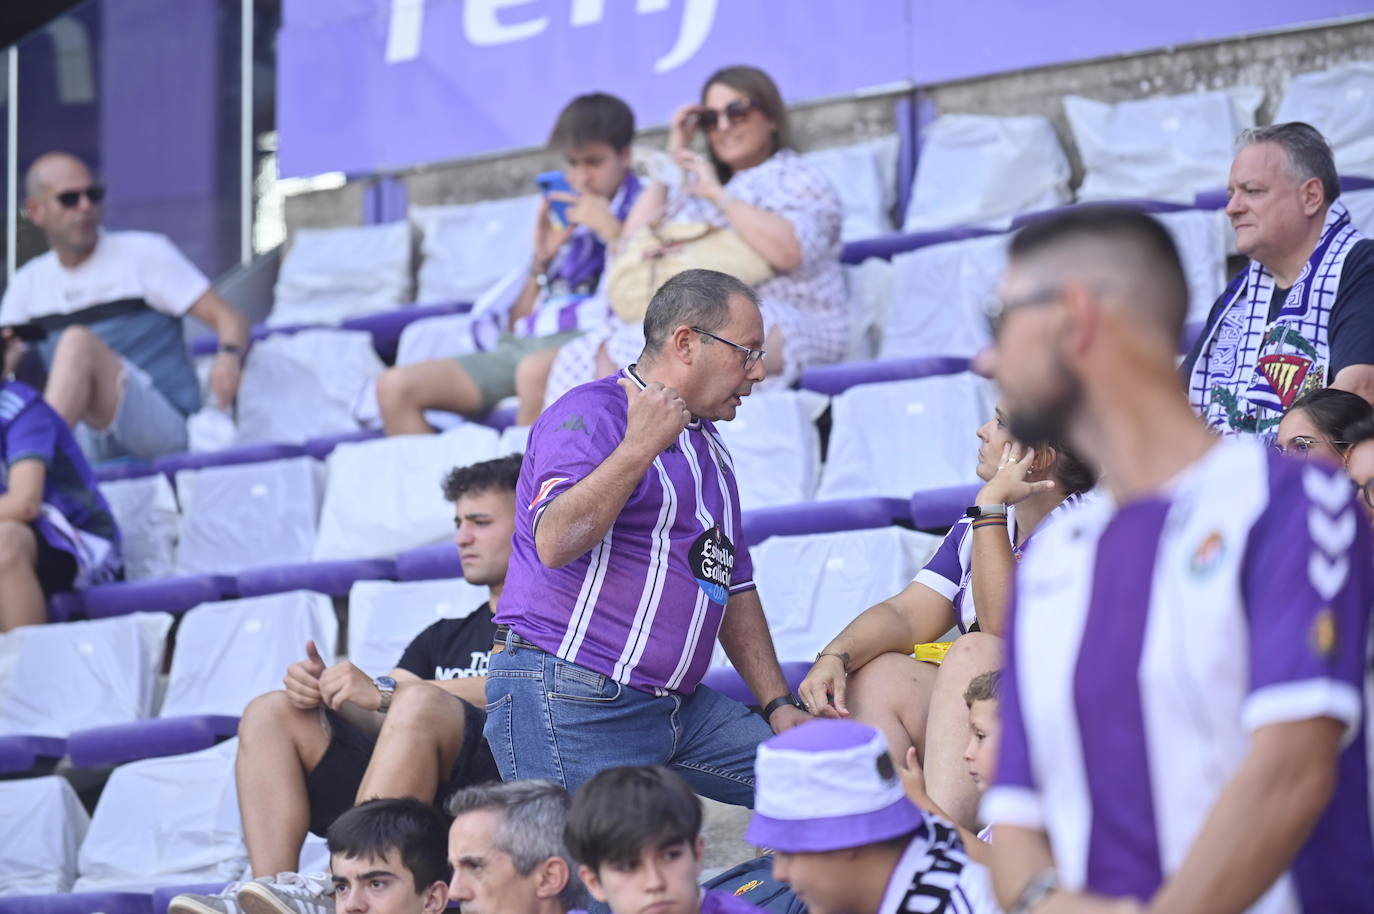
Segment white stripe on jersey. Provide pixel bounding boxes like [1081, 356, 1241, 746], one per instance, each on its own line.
[664, 436, 717, 691]
[613, 455, 679, 682]
[559, 532, 614, 661]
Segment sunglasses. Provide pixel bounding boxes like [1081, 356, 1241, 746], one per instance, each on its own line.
[694, 99, 758, 132]
[55, 185, 105, 208]
[692, 326, 765, 371]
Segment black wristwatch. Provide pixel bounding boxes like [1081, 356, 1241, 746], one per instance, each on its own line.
[217, 342, 245, 358]
[762, 693, 803, 721]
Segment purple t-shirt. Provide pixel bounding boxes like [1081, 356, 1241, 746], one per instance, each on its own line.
[497, 367, 754, 695]
[982, 439, 1374, 907]
[700, 890, 767, 914]
[0, 381, 117, 544]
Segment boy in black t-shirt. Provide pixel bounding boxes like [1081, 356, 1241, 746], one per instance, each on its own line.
[171, 455, 522, 914]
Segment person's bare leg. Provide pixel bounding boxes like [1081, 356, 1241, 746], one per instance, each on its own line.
[235, 690, 331, 877]
[375, 359, 483, 435]
[355, 684, 465, 803]
[846, 652, 939, 761]
[43, 326, 123, 430]
[514, 347, 559, 426]
[762, 324, 786, 379]
[0, 521, 45, 631]
[922, 632, 1003, 829]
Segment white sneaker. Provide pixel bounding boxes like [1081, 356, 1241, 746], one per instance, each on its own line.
[237, 871, 335, 914]
[168, 878, 260, 914]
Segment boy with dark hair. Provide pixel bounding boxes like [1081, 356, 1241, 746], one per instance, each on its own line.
[319, 798, 450, 914]
[377, 92, 641, 431]
[565, 766, 764, 914]
[171, 455, 520, 914]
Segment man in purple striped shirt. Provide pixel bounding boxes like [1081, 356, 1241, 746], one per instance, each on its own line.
[487, 269, 809, 805]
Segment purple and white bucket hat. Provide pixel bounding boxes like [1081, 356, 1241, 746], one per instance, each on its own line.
[746, 719, 926, 853]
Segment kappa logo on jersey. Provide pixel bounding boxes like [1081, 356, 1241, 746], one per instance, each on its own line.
[559, 415, 589, 435]
[1189, 531, 1226, 578]
[529, 477, 570, 511]
[689, 526, 735, 605]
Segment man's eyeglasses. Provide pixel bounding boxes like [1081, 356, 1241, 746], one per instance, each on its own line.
[692, 326, 765, 370]
[1272, 436, 1347, 456]
[694, 99, 758, 132]
[55, 185, 105, 209]
[989, 285, 1062, 337]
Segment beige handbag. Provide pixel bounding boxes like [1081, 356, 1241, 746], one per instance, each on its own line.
[606, 221, 774, 323]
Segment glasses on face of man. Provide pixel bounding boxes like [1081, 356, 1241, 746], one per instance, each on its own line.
[1271, 436, 1347, 457]
[692, 326, 765, 371]
[694, 99, 758, 132]
[55, 185, 105, 209]
[989, 285, 1062, 338]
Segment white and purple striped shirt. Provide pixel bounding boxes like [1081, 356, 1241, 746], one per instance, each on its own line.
[983, 438, 1374, 911]
[498, 367, 754, 695]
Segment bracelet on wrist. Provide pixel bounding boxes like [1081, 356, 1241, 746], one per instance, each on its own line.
[815, 650, 851, 674]
[217, 343, 244, 358]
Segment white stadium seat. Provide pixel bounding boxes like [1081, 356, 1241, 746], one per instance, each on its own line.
[714, 390, 827, 512]
[1274, 61, 1374, 179]
[498, 425, 531, 457]
[174, 457, 324, 576]
[881, 233, 1007, 360]
[1155, 209, 1228, 324]
[817, 373, 992, 500]
[270, 221, 412, 326]
[313, 425, 500, 561]
[844, 259, 894, 361]
[0, 776, 90, 896]
[236, 329, 383, 445]
[1067, 87, 1262, 203]
[413, 195, 542, 303]
[802, 136, 900, 240]
[159, 591, 338, 719]
[0, 613, 172, 738]
[99, 474, 179, 581]
[396, 312, 480, 365]
[904, 115, 1070, 232]
[346, 578, 489, 678]
[1345, 187, 1374, 236]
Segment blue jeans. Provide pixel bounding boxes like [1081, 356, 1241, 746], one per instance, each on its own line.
[484, 637, 773, 806]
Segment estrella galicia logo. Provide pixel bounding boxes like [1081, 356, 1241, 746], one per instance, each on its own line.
[689, 526, 735, 605]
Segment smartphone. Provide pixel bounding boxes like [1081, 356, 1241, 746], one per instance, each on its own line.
[536, 171, 575, 228]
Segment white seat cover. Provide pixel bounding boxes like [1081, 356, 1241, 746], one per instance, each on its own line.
[159, 591, 338, 719]
[0, 613, 172, 737]
[1344, 187, 1374, 236]
[271, 222, 412, 326]
[817, 374, 992, 500]
[802, 136, 899, 240]
[100, 474, 179, 580]
[313, 425, 500, 561]
[413, 195, 541, 303]
[396, 313, 481, 366]
[1274, 62, 1374, 179]
[174, 457, 324, 575]
[0, 777, 90, 895]
[236, 329, 383, 445]
[904, 115, 1070, 231]
[498, 425, 531, 457]
[881, 233, 1007, 360]
[844, 259, 893, 361]
[1067, 88, 1263, 203]
[74, 738, 246, 892]
[1155, 209, 1228, 324]
[714, 390, 827, 512]
[347, 578, 489, 678]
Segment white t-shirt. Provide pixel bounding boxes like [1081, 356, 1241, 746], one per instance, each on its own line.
[0, 230, 208, 324]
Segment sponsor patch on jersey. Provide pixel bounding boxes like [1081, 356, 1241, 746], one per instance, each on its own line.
[689, 526, 735, 605]
[1309, 607, 1337, 659]
[1189, 530, 1226, 578]
[529, 477, 570, 511]
[734, 881, 763, 896]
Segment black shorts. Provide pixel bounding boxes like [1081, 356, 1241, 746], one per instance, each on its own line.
[304, 694, 499, 837]
[32, 527, 78, 597]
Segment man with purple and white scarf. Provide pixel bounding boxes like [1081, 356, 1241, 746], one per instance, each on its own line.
[486, 269, 808, 805]
[1184, 122, 1374, 439]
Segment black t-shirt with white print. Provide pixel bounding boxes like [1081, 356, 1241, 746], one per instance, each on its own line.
[395, 603, 497, 681]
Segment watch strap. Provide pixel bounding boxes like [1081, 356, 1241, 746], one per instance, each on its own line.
[965, 503, 1009, 519]
[761, 693, 801, 721]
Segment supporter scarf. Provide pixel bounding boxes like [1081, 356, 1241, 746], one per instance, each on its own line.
[1188, 201, 1363, 437]
[548, 171, 642, 292]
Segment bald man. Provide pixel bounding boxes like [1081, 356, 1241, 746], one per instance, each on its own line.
[0, 152, 247, 461]
[981, 208, 1373, 913]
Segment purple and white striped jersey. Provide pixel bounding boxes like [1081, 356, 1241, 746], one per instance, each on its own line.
[983, 438, 1374, 911]
[497, 367, 754, 695]
[914, 493, 1090, 633]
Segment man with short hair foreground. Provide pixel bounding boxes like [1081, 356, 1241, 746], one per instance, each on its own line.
[986, 207, 1373, 912]
[487, 268, 807, 803]
[323, 798, 450, 914]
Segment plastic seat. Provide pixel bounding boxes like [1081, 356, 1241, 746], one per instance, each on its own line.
[235, 558, 399, 598]
[151, 442, 304, 476]
[0, 735, 67, 777]
[909, 484, 982, 532]
[347, 578, 489, 677]
[269, 221, 412, 326]
[233, 330, 383, 445]
[80, 575, 237, 620]
[0, 777, 90, 896]
[801, 136, 899, 240]
[395, 542, 462, 582]
[700, 661, 814, 707]
[742, 497, 913, 548]
[0, 893, 151, 914]
[99, 473, 179, 581]
[881, 233, 1007, 360]
[714, 390, 827, 512]
[798, 356, 971, 397]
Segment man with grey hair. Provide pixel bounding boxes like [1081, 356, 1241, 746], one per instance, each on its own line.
[447, 780, 586, 914]
[1184, 121, 1374, 437]
[486, 268, 809, 805]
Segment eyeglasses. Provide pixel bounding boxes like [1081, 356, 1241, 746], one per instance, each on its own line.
[55, 185, 105, 208]
[989, 285, 1062, 337]
[692, 326, 765, 370]
[1358, 479, 1374, 510]
[694, 99, 758, 132]
[1272, 436, 1347, 456]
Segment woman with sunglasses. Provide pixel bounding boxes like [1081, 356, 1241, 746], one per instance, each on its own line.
[527, 64, 847, 414]
[797, 403, 1096, 833]
[1272, 387, 1373, 464]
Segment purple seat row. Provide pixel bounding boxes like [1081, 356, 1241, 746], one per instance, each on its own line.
[186, 300, 471, 360]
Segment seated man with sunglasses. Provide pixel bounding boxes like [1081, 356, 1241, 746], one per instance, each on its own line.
[0, 152, 248, 461]
[487, 268, 808, 804]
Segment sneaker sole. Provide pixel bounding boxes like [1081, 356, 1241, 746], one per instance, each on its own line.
[168, 898, 234, 914]
[237, 883, 298, 914]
